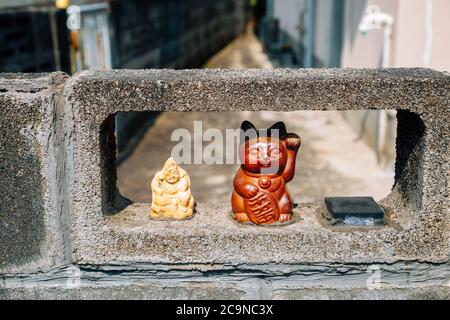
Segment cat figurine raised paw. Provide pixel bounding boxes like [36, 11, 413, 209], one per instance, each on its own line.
[231, 121, 301, 225]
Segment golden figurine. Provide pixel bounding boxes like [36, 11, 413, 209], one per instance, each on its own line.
[150, 158, 194, 220]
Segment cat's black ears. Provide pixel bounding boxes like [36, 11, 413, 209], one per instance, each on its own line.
[240, 121, 288, 144]
[268, 121, 288, 139]
[241, 120, 257, 133]
[240, 121, 258, 145]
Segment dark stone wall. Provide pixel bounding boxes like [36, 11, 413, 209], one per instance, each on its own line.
[110, 0, 247, 69]
[0, 8, 70, 73]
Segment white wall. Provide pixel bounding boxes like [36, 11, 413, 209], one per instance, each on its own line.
[341, 0, 450, 71]
[394, 0, 450, 71]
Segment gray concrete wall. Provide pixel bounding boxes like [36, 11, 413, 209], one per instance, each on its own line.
[0, 72, 70, 273]
[0, 69, 448, 299]
[1, 262, 449, 299]
[0, 7, 70, 73]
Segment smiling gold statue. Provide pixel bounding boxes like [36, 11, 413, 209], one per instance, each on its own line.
[150, 158, 194, 220]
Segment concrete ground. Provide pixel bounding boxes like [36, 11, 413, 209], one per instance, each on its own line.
[117, 29, 394, 205]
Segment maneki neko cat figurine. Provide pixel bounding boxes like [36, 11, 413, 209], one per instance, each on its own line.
[232, 121, 301, 225]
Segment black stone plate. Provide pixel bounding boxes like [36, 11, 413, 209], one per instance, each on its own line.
[324, 197, 384, 226]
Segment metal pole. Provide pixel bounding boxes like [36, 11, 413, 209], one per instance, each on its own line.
[266, 0, 274, 18]
[304, 0, 314, 67]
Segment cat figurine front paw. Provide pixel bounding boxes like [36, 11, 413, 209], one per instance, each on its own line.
[231, 121, 301, 225]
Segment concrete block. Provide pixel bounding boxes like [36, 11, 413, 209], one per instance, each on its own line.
[1, 262, 448, 299]
[0, 72, 69, 272]
[271, 287, 450, 300]
[63, 68, 449, 266]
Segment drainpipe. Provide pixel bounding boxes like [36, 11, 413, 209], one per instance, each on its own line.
[423, 0, 433, 67]
[266, 0, 274, 18]
[303, 0, 315, 67]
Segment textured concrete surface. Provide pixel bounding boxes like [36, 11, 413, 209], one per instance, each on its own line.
[1, 262, 449, 299]
[63, 68, 449, 266]
[0, 73, 70, 273]
[100, 202, 438, 264]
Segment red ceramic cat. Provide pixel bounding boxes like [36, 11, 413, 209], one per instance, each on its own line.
[232, 121, 301, 225]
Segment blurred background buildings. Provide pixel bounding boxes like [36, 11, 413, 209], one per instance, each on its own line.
[0, 0, 247, 73]
[259, 0, 449, 70]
